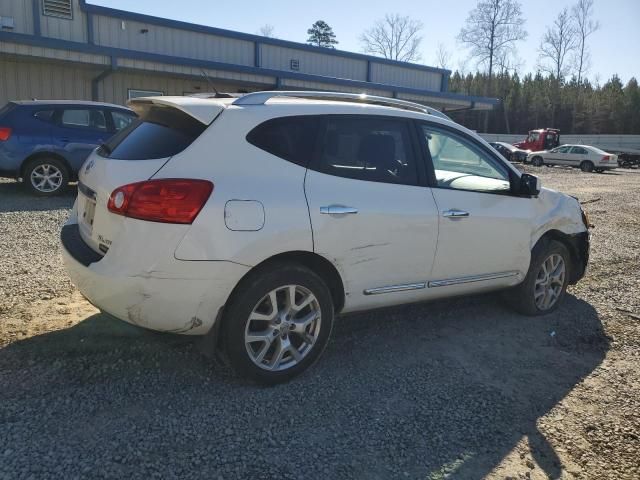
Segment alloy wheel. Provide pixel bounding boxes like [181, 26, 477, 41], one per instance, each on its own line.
[30, 164, 63, 193]
[244, 285, 322, 371]
[534, 253, 566, 310]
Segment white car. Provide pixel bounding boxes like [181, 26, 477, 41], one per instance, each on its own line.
[61, 91, 590, 383]
[527, 144, 618, 172]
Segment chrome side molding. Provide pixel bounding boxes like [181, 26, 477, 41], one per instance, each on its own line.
[428, 271, 520, 288]
[363, 282, 426, 295]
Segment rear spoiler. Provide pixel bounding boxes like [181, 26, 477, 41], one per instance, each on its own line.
[126, 96, 226, 125]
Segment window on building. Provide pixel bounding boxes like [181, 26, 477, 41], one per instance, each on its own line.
[127, 89, 164, 100]
[42, 0, 73, 20]
[314, 116, 419, 186]
[61, 109, 107, 131]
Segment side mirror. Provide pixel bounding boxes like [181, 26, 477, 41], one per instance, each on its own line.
[519, 173, 541, 196]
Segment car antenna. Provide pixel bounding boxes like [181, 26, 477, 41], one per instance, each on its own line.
[200, 69, 223, 98]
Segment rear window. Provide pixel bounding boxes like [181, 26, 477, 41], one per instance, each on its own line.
[0, 103, 16, 119]
[247, 116, 321, 167]
[100, 105, 206, 160]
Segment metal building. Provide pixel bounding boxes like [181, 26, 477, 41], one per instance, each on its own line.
[0, 0, 498, 110]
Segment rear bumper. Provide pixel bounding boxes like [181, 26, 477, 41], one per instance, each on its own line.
[60, 222, 249, 335]
[567, 231, 590, 284]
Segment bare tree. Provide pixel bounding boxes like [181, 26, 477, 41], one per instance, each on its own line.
[257, 24, 275, 38]
[458, 0, 527, 131]
[434, 43, 452, 69]
[360, 14, 423, 62]
[538, 7, 577, 81]
[572, 0, 600, 84]
[458, 0, 527, 84]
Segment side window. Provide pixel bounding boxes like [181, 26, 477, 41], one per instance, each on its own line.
[61, 109, 107, 131]
[34, 110, 54, 122]
[246, 116, 321, 167]
[570, 147, 587, 154]
[556, 146, 571, 153]
[421, 125, 511, 193]
[313, 116, 418, 186]
[111, 110, 136, 132]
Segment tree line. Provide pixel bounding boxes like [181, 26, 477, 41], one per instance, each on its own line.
[448, 72, 640, 135]
[256, 0, 639, 134]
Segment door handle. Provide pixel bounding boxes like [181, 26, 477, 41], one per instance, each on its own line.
[442, 209, 470, 218]
[320, 205, 358, 215]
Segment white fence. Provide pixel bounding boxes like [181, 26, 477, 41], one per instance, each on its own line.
[480, 134, 640, 154]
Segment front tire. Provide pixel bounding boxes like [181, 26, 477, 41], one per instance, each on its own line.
[507, 240, 571, 316]
[23, 158, 68, 196]
[531, 156, 544, 167]
[222, 263, 334, 384]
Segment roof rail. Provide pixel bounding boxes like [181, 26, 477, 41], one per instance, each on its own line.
[232, 91, 452, 120]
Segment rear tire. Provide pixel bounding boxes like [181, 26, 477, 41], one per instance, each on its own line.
[531, 156, 544, 167]
[506, 240, 571, 316]
[221, 263, 334, 384]
[23, 157, 68, 196]
[580, 161, 594, 173]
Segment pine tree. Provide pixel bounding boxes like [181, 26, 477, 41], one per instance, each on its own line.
[306, 21, 338, 48]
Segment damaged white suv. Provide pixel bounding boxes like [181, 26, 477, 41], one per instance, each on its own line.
[61, 91, 590, 383]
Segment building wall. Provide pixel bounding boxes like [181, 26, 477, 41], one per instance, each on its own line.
[40, 0, 88, 42]
[99, 71, 246, 106]
[0, 0, 35, 35]
[0, 57, 96, 105]
[260, 45, 368, 82]
[92, 14, 255, 66]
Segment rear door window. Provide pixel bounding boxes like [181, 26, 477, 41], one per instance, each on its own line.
[34, 110, 54, 122]
[570, 146, 588, 154]
[101, 105, 206, 160]
[110, 110, 136, 131]
[61, 109, 107, 131]
[313, 116, 419, 186]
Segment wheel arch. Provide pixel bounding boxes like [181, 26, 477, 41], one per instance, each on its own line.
[20, 151, 73, 180]
[533, 229, 584, 284]
[231, 251, 346, 314]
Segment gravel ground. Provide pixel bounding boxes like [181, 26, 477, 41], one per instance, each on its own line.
[0, 168, 639, 479]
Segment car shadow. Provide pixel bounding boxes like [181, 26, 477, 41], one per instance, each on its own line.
[0, 293, 608, 479]
[0, 180, 75, 213]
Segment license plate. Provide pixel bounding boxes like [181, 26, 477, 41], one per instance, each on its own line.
[81, 196, 96, 235]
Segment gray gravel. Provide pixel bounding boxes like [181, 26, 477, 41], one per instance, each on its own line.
[1, 169, 639, 479]
[0, 179, 75, 315]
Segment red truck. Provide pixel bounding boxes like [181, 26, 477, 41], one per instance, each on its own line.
[513, 128, 560, 152]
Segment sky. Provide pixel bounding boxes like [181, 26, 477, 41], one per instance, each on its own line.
[92, 0, 639, 85]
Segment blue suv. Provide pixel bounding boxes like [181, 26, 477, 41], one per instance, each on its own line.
[0, 100, 136, 195]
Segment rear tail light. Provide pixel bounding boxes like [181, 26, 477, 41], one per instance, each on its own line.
[108, 178, 213, 224]
[601, 155, 610, 161]
[0, 127, 12, 141]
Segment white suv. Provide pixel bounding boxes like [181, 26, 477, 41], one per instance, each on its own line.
[61, 91, 590, 383]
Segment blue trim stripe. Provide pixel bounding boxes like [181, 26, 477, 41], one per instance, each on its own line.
[0, 31, 499, 106]
[254, 42, 261, 68]
[31, 0, 41, 36]
[77, 0, 451, 77]
[86, 12, 94, 44]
